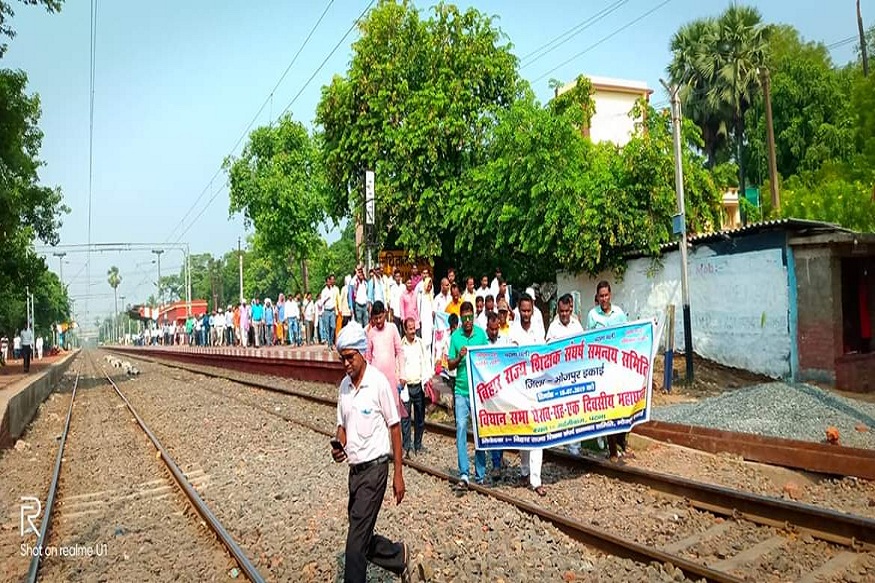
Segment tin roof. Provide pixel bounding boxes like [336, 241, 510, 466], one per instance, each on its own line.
[652, 218, 850, 254]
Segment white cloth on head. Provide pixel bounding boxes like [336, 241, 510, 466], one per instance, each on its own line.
[336, 321, 368, 353]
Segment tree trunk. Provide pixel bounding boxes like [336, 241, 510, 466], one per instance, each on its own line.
[301, 257, 310, 293]
[114, 287, 119, 343]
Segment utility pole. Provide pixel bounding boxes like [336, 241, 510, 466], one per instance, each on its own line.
[859, 0, 870, 77]
[661, 80, 695, 383]
[761, 67, 780, 212]
[53, 252, 67, 288]
[119, 295, 126, 344]
[364, 170, 375, 272]
[238, 237, 244, 304]
[152, 249, 164, 306]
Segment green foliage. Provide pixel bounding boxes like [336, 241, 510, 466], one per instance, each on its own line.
[745, 26, 856, 185]
[0, 0, 62, 57]
[668, 5, 770, 168]
[316, 0, 519, 259]
[0, 68, 68, 337]
[226, 114, 327, 291]
[452, 91, 723, 278]
[106, 265, 121, 290]
[779, 166, 875, 232]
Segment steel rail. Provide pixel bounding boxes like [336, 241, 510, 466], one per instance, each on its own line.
[176, 371, 742, 583]
[113, 350, 875, 551]
[96, 355, 265, 583]
[26, 369, 80, 583]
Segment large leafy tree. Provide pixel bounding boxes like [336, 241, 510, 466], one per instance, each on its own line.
[107, 266, 121, 340]
[316, 0, 519, 259]
[226, 114, 327, 292]
[453, 89, 722, 279]
[744, 26, 856, 185]
[668, 4, 770, 192]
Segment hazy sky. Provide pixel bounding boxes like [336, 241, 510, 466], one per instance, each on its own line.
[5, 0, 866, 327]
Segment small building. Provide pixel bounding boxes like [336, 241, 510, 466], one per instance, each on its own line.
[558, 219, 875, 392]
[554, 74, 652, 147]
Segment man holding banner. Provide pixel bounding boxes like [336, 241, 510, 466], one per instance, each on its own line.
[509, 294, 547, 496]
[448, 301, 488, 489]
[586, 280, 630, 461]
[547, 294, 585, 455]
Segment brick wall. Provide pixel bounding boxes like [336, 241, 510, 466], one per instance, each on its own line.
[836, 353, 875, 393]
[794, 247, 841, 383]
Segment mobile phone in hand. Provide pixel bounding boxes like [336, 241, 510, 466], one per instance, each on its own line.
[330, 439, 346, 462]
[330, 439, 344, 451]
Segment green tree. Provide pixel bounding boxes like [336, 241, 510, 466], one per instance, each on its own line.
[0, 68, 67, 336]
[0, 0, 62, 57]
[226, 115, 327, 292]
[744, 26, 856, 185]
[453, 91, 722, 279]
[316, 0, 519, 260]
[668, 4, 771, 191]
[107, 266, 121, 340]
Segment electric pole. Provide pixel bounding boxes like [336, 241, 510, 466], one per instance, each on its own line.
[53, 252, 67, 288]
[761, 67, 780, 212]
[859, 0, 869, 77]
[152, 249, 164, 306]
[661, 80, 695, 383]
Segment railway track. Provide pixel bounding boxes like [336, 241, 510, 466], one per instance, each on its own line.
[119, 350, 875, 582]
[23, 352, 265, 583]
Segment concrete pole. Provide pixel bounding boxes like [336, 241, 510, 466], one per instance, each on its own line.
[761, 68, 780, 212]
[152, 249, 164, 306]
[662, 80, 695, 383]
[185, 244, 192, 316]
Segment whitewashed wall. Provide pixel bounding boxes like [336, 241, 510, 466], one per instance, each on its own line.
[590, 91, 640, 147]
[558, 245, 791, 378]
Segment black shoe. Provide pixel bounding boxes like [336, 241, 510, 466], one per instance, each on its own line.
[404, 449, 411, 459]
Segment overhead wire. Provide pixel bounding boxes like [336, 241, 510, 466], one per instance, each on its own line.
[520, 0, 630, 69]
[532, 0, 674, 84]
[85, 0, 98, 323]
[169, 0, 377, 247]
[164, 0, 337, 245]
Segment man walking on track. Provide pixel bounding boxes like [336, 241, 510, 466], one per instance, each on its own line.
[332, 322, 410, 583]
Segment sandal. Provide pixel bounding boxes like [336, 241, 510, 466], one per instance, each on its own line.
[532, 485, 547, 497]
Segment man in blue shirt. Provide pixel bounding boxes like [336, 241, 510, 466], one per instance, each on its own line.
[585, 280, 629, 461]
[448, 301, 488, 489]
[251, 298, 264, 348]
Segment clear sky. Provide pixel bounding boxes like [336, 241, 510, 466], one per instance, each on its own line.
[4, 0, 868, 329]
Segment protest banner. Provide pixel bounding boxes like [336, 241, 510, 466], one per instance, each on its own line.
[468, 320, 654, 450]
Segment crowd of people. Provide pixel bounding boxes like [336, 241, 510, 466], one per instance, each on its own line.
[330, 265, 629, 582]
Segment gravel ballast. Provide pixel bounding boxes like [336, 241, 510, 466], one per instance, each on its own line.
[653, 382, 875, 449]
[121, 354, 875, 582]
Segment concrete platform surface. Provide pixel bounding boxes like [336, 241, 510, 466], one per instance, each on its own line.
[0, 350, 78, 448]
[117, 343, 337, 363]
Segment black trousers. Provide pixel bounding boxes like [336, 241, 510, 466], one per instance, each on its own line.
[345, 460, 404, 583]
[22, 345, 31, 372]
[400, 387, 426, 452]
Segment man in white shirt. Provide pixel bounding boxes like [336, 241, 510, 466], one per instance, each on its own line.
[319, 274, 339, 349]
[546, 293, 585, 455]
[399, 318, 432, 456]
[433, 278, 451, 314]
[388, 269, 404, 334]
[484, 311, 508, 480]
[332, 323, 409, 582]
[509, 294, 547, 497]
[475, 275, 491, 301]
[353, 265, 370, 325]
[20, 326, 34, 372]
[460, 276, 478, 306]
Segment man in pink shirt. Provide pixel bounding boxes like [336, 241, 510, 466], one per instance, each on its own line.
[367, 301, 407, 420]
[399, 279, 420, 336]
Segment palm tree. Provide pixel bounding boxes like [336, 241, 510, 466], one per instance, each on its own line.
[668, 5, 770, 198]
[107, 266, 122, 342]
